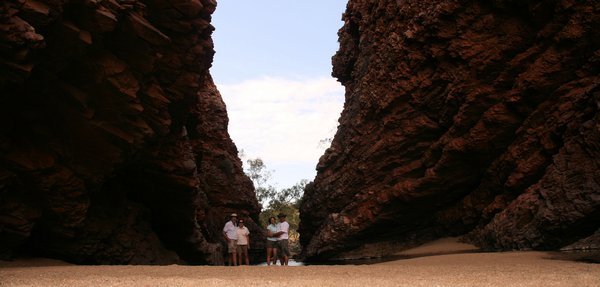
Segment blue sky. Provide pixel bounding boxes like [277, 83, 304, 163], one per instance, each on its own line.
[211, 1, 347, 188]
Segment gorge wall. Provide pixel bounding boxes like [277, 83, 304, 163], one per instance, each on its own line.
[300, 0, 599, 260]
[0, 0, 263, 264]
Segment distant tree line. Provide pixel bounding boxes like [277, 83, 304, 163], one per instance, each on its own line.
[242, 155, 307, 255]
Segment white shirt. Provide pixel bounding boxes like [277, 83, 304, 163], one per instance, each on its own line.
[277, 221, 289, 240]
[267, 224, 278, 241]
[236, 226, 250, 245]
[223, 221, 238, 240]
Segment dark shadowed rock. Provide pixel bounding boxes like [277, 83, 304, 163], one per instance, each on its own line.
[300, 0, 599, 261]
[0, 0, 262, 264]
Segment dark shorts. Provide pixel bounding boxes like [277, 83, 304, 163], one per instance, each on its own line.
[266, 240, 279, 249]
[278, 239, 290, 256]
[237, 245, 248, 254]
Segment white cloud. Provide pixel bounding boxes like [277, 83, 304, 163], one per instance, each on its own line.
[216, 76, 344, 186]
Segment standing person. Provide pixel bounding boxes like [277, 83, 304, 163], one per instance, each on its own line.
[265, 216, 279, 265]
[272, 213, 290, 265]
[236, 219, 251, 265]
[222, 213, 238, 266]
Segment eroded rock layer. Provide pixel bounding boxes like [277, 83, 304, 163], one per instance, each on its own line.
[300, 0, 599, 260]
[0, 0, 262, 264]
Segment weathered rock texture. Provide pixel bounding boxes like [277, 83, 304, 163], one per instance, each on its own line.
[300, 0, 599, 260]
[0, 0, 262, 264]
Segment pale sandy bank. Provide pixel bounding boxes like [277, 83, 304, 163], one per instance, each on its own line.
[1, 238, 598, 287]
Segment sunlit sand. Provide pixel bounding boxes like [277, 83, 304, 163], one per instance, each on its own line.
[1, 238, 598, 287]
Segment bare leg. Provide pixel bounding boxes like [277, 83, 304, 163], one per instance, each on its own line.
[266, 247, 271, 265]
[232, 252, 237, 266]
[244, 248, 250, 265]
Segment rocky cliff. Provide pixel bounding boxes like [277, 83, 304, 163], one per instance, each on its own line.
[300, 0, 599, 260]
[0, 0, 262, 264]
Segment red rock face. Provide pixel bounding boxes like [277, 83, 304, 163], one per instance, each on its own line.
[0, 0, 262, 264]
[300, 0, 599, 260]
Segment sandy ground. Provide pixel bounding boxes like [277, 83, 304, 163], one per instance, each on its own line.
[1, 238, 598, 287]
[394, 237, 480, 256]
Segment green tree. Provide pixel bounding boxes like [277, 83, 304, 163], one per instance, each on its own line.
[259, 179, 308, 255]
[241, 155, 309, 255]
[245, 157, 277, 207]
[270, 179, 307, 209]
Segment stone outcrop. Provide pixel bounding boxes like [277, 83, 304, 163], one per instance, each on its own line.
[300, 0, 599, 260]
[0, 0, 262, 264]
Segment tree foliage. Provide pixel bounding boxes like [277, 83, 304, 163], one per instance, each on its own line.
[245, 158, 277, 207]
[317, 137, 333, 149]
[243, 157, 308, 255]
[259, 179, 307, 255]
[272, 179, 307, 208]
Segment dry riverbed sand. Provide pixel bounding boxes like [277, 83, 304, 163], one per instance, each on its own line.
[1, 238, 598, 287]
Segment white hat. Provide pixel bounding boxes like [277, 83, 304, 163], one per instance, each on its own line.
[230, 213, 238, 217]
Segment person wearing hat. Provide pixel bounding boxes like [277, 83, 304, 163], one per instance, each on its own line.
[271, 213, 290, 265]
[222, 213, 238, 266]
